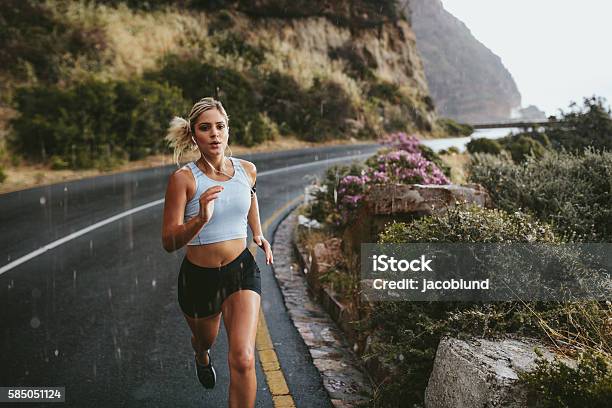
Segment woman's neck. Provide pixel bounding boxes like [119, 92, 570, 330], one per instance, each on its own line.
[199, 154, 227, 173]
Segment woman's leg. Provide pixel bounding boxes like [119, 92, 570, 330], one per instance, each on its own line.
[221, 290, 261, 408]
[183, 312, 222, 365]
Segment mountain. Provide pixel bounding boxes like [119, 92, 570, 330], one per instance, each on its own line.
[405, 0, 522, 123]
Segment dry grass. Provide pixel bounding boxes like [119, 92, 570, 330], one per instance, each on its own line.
[252, 15, 362, 102]
[51, 0, 214, 81]
[439, 152, 470, 184]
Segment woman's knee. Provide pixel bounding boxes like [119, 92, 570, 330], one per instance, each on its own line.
[228, 348, 255, 374]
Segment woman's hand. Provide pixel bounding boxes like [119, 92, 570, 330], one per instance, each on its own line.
[198, 185, 224, 224]
[253, 235, 273, 265]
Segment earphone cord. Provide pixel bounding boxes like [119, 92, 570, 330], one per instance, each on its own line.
[199, 155, 257, 196]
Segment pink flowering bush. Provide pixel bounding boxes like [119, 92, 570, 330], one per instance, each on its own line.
[336, 174, 369, 224]
[373, 132, 451, 178]
[312, 132, 451, 227]
[380, 132, 422, 154]
[367, 150, 450, 185]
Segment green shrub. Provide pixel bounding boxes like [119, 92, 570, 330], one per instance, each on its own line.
[379, 204, 558, 244]
[10, 154, 21, 167]
[367, 80, 401, 104]
[466, 137, 502, 155]
[213, 31, 266, 66]
[447, 146, 460, 154]
[146, 57, 274, 145]
[306, 162, 366, 226]
[520, 352, 612, 408]
[261, 71, 305, 136]
[10, 78, 187, 168]
[469, 149, 612, 242]
[366, 205, 561, 407]
[437, 118, 474, 136]
[241, 112, 279, 146]
[547, 96, 612, 153]
[0, 0, 105, 83]
[50, 155, 69, 170]
[504, 135, 547, 162]
[329, 43, 376, 80]
[113, 79, 189, 159]
[503, 130, 551, 149]
[300, 77, 358, 141]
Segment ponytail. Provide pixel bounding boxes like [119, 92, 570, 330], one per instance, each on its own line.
[165, 116, 195, 166]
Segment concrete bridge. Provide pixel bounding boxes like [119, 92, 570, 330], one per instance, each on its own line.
[471, 121, 560, 130]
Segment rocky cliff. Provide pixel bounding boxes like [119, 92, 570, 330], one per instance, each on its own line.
[406, 0, 522, 123]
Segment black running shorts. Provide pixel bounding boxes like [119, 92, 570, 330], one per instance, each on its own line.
[178, 247, 262, 318]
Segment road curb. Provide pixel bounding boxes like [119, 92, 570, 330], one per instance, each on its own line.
[271, 210, 372, 407]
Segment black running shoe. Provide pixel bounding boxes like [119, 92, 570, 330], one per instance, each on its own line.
[195, 350, 216, 389]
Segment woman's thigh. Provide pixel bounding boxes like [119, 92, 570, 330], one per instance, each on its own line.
[183, 311, 222, 345]
[221, 290, 261, 355]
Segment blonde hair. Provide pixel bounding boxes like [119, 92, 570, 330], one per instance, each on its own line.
[165, 97, 230, 166]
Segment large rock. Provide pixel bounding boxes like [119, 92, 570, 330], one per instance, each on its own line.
[364, 183, 491, 216]
[343, 183, 491, 258]
[425, 337, 573, 408]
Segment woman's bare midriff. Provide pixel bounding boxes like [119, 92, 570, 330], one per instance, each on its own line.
[186, 237, 247, 268]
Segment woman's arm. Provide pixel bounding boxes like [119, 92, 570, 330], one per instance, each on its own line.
[242, 160, 273, 264]
[161, 170, 207, 252]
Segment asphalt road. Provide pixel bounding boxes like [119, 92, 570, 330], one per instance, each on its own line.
[0, 143, 380, 407]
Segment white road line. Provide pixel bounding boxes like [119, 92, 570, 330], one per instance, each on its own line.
[0, 151, 375, 275]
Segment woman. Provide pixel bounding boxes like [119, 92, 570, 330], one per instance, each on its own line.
[161, 97, 273, 407]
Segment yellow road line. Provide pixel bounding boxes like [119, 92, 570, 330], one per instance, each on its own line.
[250, 194, 303, 408]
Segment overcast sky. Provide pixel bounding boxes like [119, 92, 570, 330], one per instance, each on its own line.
[441, 0, 612, 117]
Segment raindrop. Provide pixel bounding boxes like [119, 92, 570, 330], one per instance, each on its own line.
[32, 288, 41, 298]
[116, 347, 122, 360]
[108, 287, 112, 299]
[89, 240, 93, 250]
[73, 270, 77, 285]
[64, 186, 68, 192]
[39, 196, 46, 205]
[151, 279, 156, 288]
[54, 349, 59, 357]
[93, 363, 97, 378]
[8, 280, 14, 290]
[7, 255, 10, 261]
[135, 276, 138, 286]
[30, 317, 41, 329]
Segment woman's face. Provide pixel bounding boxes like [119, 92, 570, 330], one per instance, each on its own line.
[193, 108, 229, 157]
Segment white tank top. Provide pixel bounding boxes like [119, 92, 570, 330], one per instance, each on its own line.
[183, 157, 252, 245]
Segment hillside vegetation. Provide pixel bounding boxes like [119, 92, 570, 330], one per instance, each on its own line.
[0, 0, 446, 175]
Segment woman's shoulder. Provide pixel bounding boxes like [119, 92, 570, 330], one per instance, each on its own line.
[235, 158, 257, 184]
[167, 164, 197, 195]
